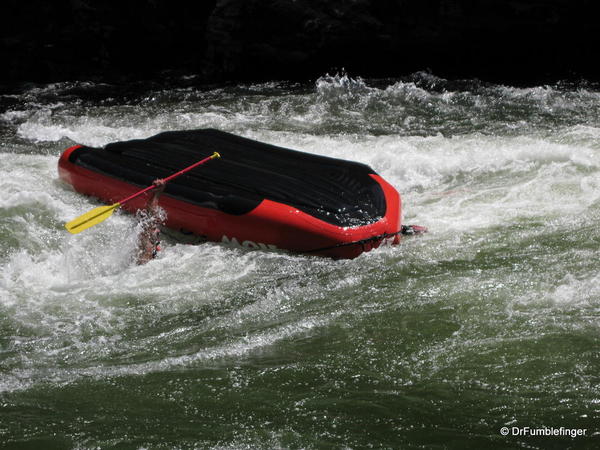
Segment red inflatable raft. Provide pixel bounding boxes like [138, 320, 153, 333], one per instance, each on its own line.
[58, 129, 404, 258]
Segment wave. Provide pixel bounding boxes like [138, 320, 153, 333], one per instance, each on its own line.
[4, 73, 600, 146]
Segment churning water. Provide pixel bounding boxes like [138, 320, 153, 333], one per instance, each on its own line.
[1, 73, 599, 448]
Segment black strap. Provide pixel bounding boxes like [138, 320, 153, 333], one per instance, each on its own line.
[303, 225, 419, 254]
[303, 231, 402, 254]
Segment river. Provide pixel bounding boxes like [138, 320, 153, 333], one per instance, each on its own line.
[1, 73, 599, 448]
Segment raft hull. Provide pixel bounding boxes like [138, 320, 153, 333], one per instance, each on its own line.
[58, 130, 402, 259]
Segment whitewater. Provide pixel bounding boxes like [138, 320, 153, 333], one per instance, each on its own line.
[0, 73, 598, 448]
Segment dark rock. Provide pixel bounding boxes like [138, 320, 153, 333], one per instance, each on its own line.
[1, 0, 598, 86]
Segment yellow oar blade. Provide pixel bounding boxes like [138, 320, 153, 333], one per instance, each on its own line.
[65, 203, 121, 234]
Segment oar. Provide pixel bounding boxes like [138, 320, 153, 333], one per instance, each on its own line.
[65, 151, 221, 234]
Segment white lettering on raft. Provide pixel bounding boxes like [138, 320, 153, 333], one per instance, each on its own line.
[221, 235, 278, 250]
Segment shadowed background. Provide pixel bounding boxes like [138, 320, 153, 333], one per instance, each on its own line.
[1, 0, 599, 86]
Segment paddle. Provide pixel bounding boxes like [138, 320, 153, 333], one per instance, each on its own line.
[65, 151, 221, 234]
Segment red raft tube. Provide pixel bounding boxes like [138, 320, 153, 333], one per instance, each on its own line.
[58, 129, 405, 259]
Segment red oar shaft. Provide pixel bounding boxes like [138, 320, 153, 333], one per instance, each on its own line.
[117, 152, 220, 205]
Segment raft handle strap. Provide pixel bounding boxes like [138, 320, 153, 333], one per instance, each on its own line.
[303, 226, 420, 255]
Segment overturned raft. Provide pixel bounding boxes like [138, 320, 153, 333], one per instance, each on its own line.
[58, 129, 402, 258]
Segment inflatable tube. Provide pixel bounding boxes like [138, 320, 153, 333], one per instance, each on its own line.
[58, 129, 402, 258]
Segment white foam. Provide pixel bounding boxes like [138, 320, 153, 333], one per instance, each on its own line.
[548, 272, 600, 307]
[0, 110, 31, 123]
[3, 75, 600, 397]
[0, 313, 336, 393]
[17, 120, 152, 147]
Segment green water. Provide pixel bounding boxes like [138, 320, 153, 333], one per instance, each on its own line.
[0, 74, 599, 448]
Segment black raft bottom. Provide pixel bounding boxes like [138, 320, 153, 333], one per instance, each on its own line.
[69, 129, 387, 227]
